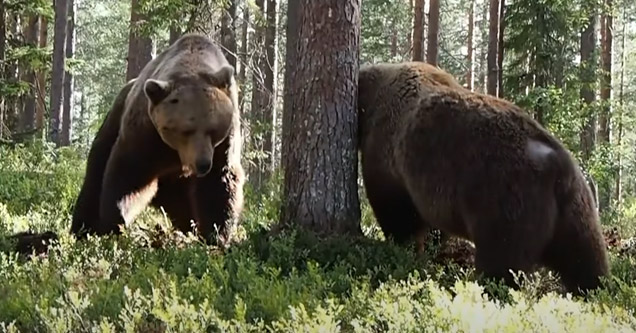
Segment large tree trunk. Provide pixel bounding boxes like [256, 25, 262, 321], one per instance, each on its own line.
[0, 0, 5, 139]
[49, 0, 68, 145]
[281, 0, 298, 169]
[263, 0, 277, 172]
[426, 0, 440, 65]
[579, 4, 599, 208]
[220, 0, 238, 69]
[497, 0, 505, 98]
[466, 0, 474, 91]
[126, 0, 152, 81]
[487, 0, 499, 96]
[61, 0, 75, 146]
[20, 15, 40, 133]
[280, 0, 361, 235]
[412, 0, 425, 61]
[36, 16, 48, 135]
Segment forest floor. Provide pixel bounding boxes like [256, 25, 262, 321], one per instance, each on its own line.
[1, 144, 636, 332]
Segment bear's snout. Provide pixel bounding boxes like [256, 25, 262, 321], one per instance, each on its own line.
[195, 158, 213, 177]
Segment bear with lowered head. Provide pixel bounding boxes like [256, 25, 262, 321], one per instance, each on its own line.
[71, 33, 244, 247]
[357, 61, 609, 295]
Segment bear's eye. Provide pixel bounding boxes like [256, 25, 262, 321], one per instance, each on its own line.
[182, 129, 195, 136]
[169, 98, 179, 104]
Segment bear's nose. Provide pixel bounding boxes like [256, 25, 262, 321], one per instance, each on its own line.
[195, 159, 212, 176]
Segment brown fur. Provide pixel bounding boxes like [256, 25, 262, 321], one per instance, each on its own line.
[71, 34, 244, 246]
[358, 62, 609, 295]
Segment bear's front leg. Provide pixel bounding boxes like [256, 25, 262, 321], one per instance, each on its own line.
[97, 141, 161, 236]
[193, 164, 244, 246]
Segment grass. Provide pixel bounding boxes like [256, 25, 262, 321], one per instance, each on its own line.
[1, 142, 636, 332]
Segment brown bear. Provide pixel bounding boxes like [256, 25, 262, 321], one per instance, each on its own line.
[357, 61, 609, 295]
[71, 33, 244, 246]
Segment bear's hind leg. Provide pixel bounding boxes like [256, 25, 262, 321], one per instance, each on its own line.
[364, 178, 431, 252]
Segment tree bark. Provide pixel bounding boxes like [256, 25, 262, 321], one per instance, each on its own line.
[49, 0, 68, 145]
[20, 15, 40, 133]
[36, 16, 48, 135]
[497, 0, 505, 98]
[263, 0, 277, 172]
[579, 3, 599, 208]
[615, 6, 626, 207]
[61, 0, 75, 146]
[280, 0, 362, 235]
[466, 0, 474, 91]
[0, 0, 5, 139]
[281, 0, 298, 169]
[412, 0, 425, 61]
[220, 0, 238, 69]
[239, 2, 249, 113]
[478, 0, 488, 93]
[599, 0, 612, 144]
[487, 0, 499, 96]
[126, 0, 152, 81]
[249, 0, 266, 188]
[426, 0, 440, 65]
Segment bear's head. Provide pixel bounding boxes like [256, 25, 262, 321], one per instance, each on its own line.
[143, 65, 235, 177]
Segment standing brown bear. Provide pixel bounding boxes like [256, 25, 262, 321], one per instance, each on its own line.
[357, 61, 609, 295]
[71, 34, 244, 246]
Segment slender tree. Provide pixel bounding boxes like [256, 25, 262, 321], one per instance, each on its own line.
[61, 0, 75, 146]
[487, 0, 499, 95]
[263, 0, 277, 172]
[36, 16, 48, 134]
[579, 1, 599, 206]
[497, 0, 505, 98]
[49, 0, 68, 145]
[466, 0, 475, 90]
[599, 0, 612, 143]
[615, 5, 627, 207]
[477, 0, 488, 92]
[20, 15, 39, 133]
[280, 0, 361, 235]
[427, 0, 440, 65]
[0, 0, 5, 139]
[238, 2, 249, 112]
[412, 0, 425, 61]
[249, 0, 266, 188]
[126, 0, 152, 81]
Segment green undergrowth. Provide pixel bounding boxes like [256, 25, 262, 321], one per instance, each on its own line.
[1, 143, 636, 332]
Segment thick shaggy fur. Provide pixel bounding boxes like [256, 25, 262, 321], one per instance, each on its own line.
[71, 34, 244, 246]
[358, 61, 609, 295]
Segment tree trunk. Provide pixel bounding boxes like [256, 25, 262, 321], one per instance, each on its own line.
[599, 0, 612, 144]
[615, 7, 626, 207]
[497, 0, 505, 98]
[49, 0, 68, 145]
[477, 0, 488, 93]
[220, 0, 238, 69]
[239, 2, 249, 113]
[412, 0, 425, 61]
[466, 0, 474, 91]
[280, 0, 362, 235]
[281, 0, 298, 169]
[126, 0, 153, 81]
[487, 0, 499, 96]
[36, 16, 48, 135]
[598, 0, 612, 212]
[20, 15, 40, 133]
[169, 26, 181, 44]
[0, 0, 5, 139]
[407, 0, 413, 58]
[579, 4, 598, 208]
[249, 0, 266, 188]
[263, 0, 277, 172]
[390, 25, 398, 59]
[61, 0, 75, 146]
[426, 0, 440, 65]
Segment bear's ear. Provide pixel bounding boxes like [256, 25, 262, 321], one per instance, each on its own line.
[144, 79, 171, 105]
[202, 65, 234, 89]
